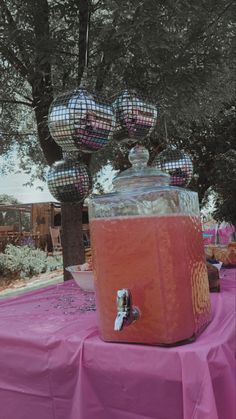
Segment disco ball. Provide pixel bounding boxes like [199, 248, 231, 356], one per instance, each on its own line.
[152, 148, 194, 187]
[47, 159, 92, 202]
[48, 87, 116, 152]
[113, 90, 158, 143]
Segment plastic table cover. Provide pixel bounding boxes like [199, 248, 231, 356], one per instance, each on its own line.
[0, 269, 235, 419]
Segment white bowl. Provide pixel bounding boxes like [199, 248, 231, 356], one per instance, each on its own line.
[65, 265, 95, 292]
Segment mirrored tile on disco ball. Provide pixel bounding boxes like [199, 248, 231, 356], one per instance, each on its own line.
[153, 149, 193, 187]
[47, 159, 92, 202]
[48, 88, 115, 153]
[113, 90, 158, 142]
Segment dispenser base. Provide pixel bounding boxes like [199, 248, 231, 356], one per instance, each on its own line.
[100, 333, 197, 347]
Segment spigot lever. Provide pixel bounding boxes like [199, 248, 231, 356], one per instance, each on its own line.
[114, 289, 140, 331]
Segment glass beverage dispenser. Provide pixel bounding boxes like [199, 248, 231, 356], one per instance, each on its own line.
[89, 146, 211, 346]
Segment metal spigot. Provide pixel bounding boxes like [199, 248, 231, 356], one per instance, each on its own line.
[114, 289, 140, 331]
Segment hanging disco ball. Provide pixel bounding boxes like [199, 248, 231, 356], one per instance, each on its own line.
[113, 90, 158, 143]
[152, 148, 194, 187]
[47, 158, 92, 202]
[48, 87, 116, 153]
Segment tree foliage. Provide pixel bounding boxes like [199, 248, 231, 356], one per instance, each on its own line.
[0, 0, 235, 272]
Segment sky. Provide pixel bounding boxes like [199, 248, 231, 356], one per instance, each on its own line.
[0, 152, 55, 203]
[0, 152, 116, 204]
[0, 171, 55, 203]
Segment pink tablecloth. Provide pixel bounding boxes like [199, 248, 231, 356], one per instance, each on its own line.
[0, 270, 235, 419]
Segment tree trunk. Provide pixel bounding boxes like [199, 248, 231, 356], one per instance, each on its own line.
[61, 202, 85, 280]
[30, 0, 62, 165]
[30, 0, 87, 281]
[33, 86, 62, 165]
[32, 86, 86, 281]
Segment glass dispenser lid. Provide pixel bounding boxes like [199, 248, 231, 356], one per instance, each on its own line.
[113, 145, 170, 191]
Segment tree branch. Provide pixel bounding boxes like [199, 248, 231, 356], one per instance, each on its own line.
[95, 51, 112, 92]
[0, 42, 29, 78]
[0, 131, 37, 137]
[183, 1, 235, 52]
[91, 0, 103, 12]
[0, 99, 33, 107]
[206, 1, 234, 33]
[74, 0, 91, 84]
[95, 24, 119, 91]
[0, 0, 32, 70]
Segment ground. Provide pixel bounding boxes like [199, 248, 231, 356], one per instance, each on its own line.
[0, 268, 64, 298]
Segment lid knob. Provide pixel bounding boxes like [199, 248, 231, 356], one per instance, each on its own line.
[113, 144, 170, 191]
[128, 145, 149, 168]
